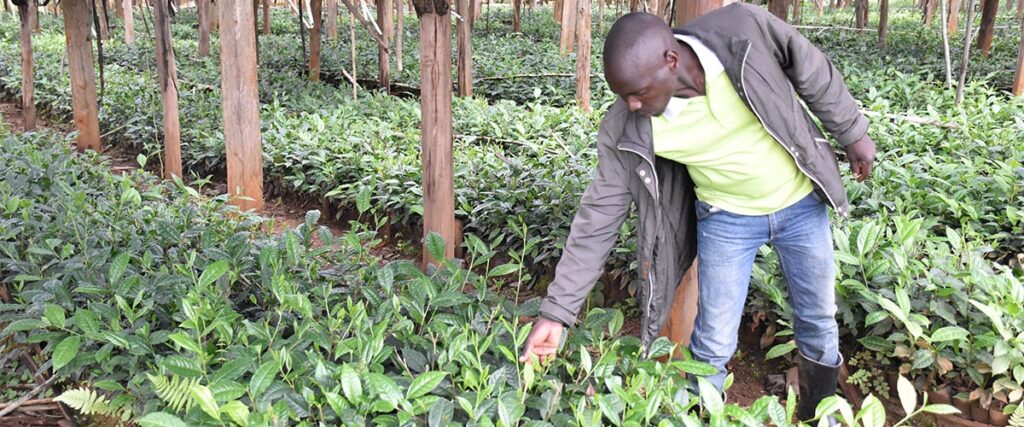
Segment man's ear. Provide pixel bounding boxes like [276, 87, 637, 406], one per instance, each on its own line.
[664, 49, 679, 71]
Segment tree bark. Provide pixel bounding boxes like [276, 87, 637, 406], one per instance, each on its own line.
[377, 0, 392, 92]
[123, 0, 135, 44]
[673, 0, 723, 25]
[350, 9, 357, 99]
[154, 0, 182, 179]
[457, 0, 473, 96]
[559, 0, 577, 54]
[326, 0, 338, 39]
[769, 0, 790, 21]
[855, 0, 868, 29]
[310, 0, 322, 80]
[879, 0, 889, 51]
[395, 0, 403, 72]
[948, 0, 960, 34]
[793, 0, 803, 23]
[1013, 21, 1024, 95]
[18, 3, 35, 132]
[575, 0, 591, 112]
[512, 0, 520, 32]
[418, 7, 457, 265]
[220, 0, 265, 210]
[263, 0, 271, 34]
[924, 0, 938, 25]
[198, 0, 211, 56]
[955, 0, 977, 105]
[61, 0, 102, 152]
[977, 0, 997, 57]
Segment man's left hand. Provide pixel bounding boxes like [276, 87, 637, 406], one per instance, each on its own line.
[845, 136, 876, 182]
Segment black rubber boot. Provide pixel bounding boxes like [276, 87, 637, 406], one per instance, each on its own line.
[797, 352, 843, 424]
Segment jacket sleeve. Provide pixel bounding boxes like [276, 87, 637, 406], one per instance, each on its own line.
[538, 124, 633, 327]
[749, 4, 869, 147]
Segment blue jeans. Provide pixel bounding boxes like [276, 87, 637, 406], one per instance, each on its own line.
[689, 193, 840, 392]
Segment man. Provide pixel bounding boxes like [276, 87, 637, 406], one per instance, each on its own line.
[518, 4, 876, 420]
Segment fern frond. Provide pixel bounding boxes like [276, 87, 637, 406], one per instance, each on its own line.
[147, 373, 199, 413]
[1009, 404, 1024, 427]
[54, 387, 115, 416]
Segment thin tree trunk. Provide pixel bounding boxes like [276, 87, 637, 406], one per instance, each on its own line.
[977, 0, 997, 57]
[793, 0, 803, 23]
[123, 0, 135, 44]
[1013, 20, 1024, 95]
[769, 0, 790, 21]
[263, 0, 270, 34]
[18, 2, 35, 131]
[154, 0, 181, 178]
[377, 0, 392, 92]
[855, 0, 868, 29]
[924, 0, 938, 25]
[327, 0, 338, 39]
[220, 0, 264, 210]
[941, 0, 953, 87]
[395, 0, 403, 72]
[457, 0, 473, 96]
[418, 7, 457, 265]
[955, 0, 977, 105]
[62, 0, 102, 151]
[879, 0, 889, 51]
[576, 0, 591, 112]
[948, 0, 960, 34]
[512, 0, 521, 32]
[198, 0, 211, 56]
[310, 0, 321, 81]
[350, 9, 357, 99]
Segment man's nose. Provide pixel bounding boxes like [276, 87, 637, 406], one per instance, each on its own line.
[627, 98, 643, 112]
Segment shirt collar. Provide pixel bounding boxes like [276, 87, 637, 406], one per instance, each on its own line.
[659, 35, 725, 120]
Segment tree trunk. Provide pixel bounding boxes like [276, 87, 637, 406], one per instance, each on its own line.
[793, 0, 802, 23]
[220, 0, 265, 210]
[924, 0, 938, 25]
[948, 0, 960, 34]
[879, 0, 889, 51]
[31, 4, 39, 33]
[418, 7, 457, 265]
[457, 0, 473, 96]
[61, 0, 102, 152]
[512, 0, 520, 32]
[955, 0, 977, 104]
[377, 0, 392, 92]
[977, 0, 997, 57]
[123, 0, 135, 44]
[154, 0, 181, 179]
[327, 0, 337, 39]
[198, 0, 211, 56]
[674, 0, 725, 24]
[658, 261, 699, 360]
[350, 9, 357, 99]
[395, 0, 402, 72]
[113, 0, 124, 20]
[310, 0, 321, 81]
[263, 0, 271, 34]
[18, 3, 35, 132]
[1013, 21, 1024, 95]
[559, 0, 577, 54]
[769, 0, 789, 21]
[855, 0, 868, 28]
[575, 0, 591, 112]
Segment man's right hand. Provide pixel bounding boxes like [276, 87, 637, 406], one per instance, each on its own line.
[519, 317, 564, 365]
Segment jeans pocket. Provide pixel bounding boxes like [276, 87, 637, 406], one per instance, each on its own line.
[694, 199, 722, 221]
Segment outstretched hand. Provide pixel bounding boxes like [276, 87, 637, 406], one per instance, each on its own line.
[519, 317, 564, 365]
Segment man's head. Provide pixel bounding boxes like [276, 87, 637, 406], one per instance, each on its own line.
[603, 13, 702, 116]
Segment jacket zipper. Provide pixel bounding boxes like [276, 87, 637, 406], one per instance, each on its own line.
[738, 42, 844, 216]
[616, 144, 659, 343]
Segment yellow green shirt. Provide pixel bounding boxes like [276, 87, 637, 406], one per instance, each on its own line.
[651, 36, 812, 216]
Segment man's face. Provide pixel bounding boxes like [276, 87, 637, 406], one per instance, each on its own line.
[606, 51, 678, 117]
